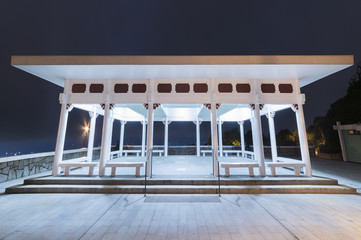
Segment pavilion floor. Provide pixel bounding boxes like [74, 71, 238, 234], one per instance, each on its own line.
[5, 156, 357, 195]
[59, 155, 298, 178]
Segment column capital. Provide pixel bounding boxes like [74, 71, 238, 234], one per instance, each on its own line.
[193, 120, 202, 125]
[237, 121, 244, 125]
[100, 103, 115, 110]
[59, 93, 69, 104]
[162, 120, 171, 125]
[266, 111, 276, 119]
[291, 104, 299, 112]
[89, 111, 99, 118]
[66, 104, 73, 111]
[204, 103, 220, 110]
[249, 103, 264, 111]
[143, 103, 161, 110]
[141, 120, 148, 125]
[121, 120, 127, 125]
[217, 120, 223, 125]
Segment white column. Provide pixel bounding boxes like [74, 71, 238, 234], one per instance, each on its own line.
[52, 103, 71, 176]
[294, 100, 312, 176]
[99, 104, 113, 177]
[251, 104, 266, 176]
[335, 121, 348, 162]
[196, 118, 201, 157]
[164, 117, 169, 157]
[211, 104, 219, 176]
[86, 110, 98, 162]
[119, 120, 126, 156]
[218, 120, 223, 157]
[238, 121, 245, 157]
[146, 103, 154, 176]
[141, 120, 146, 157]
[267, 108, 278, 162]
[250, 114, 257, 159]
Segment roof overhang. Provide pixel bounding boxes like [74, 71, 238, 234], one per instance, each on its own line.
[12, 55, 353, 87]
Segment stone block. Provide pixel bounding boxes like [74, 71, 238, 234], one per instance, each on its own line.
[2, 167, 10, 175]
[16, 170, 23, 178]
[30, 167, 36, 175]
[13, 161, 19, 167]
[0, 162, 7, 169]
[23, 166, 30, 176]
[8, 169, 16, 180]
[18, 161, 24, 169]
[0, 174, 7, 183]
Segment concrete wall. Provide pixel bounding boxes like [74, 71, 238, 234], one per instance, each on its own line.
[0, 148, 100, 183]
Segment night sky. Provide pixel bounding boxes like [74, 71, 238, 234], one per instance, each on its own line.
[1, 1, 361, 156]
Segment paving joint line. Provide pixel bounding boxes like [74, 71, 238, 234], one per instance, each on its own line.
[249, 194, 299, 240]
[222, 195, 299, 239]
[78, 195, 144, 240]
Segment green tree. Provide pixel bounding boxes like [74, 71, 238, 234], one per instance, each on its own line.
[276, 129, 296, 146]
[315, 64, 361, 153]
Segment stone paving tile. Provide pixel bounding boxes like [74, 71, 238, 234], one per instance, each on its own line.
[1, 193, 361, 239]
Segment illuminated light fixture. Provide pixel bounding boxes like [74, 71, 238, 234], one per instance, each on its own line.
[83, 125, 90, 135]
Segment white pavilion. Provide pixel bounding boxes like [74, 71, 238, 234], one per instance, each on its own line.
[12, 55, 353, 177]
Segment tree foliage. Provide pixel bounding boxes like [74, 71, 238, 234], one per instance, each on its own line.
[312, 64, 361, 153]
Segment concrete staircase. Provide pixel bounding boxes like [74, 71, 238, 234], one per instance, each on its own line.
[5, 177, 357, 194]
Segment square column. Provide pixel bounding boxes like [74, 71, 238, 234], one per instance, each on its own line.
[141, 119, 147, 157]
[334, 121, 348, 161]
[163, 117, 169, 157]
[119, 120, 126, 156]
[267, 107, 278, 162]
[210, 103, 219, 176]
[146, 103, 155, 177]
[99, 103, 114, 177]
[196, 119, 201, 157]
[52, 102, 72, 176]
[250, 104, 266, 176]
[238, 121, 245, 157]
[218, 120, 223, 157]
[293, 97, 312, 176]
[87, 109, 98, 162]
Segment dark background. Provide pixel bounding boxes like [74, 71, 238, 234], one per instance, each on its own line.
[1, 1, 361, 156]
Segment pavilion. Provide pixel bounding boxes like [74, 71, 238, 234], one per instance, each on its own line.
[12, 55, 353, 178]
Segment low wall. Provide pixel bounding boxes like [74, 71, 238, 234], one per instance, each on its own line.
[0, 148, 100, 183]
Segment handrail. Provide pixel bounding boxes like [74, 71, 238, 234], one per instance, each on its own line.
[212, 148, 221, 197]
[144, 147, 153, 197]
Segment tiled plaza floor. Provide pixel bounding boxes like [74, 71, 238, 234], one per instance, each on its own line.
[1, 156, 361, 239]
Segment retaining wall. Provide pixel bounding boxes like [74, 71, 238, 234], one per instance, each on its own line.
[0, 148, 100, 183]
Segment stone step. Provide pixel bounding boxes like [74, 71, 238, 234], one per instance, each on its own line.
[24, 177, 339, 186]
[6, 184, 356, 194]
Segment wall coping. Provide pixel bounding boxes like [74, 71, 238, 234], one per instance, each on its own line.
[0, 147, 100, 164]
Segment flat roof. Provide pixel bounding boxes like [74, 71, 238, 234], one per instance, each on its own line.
[12, 55, 353, 87]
